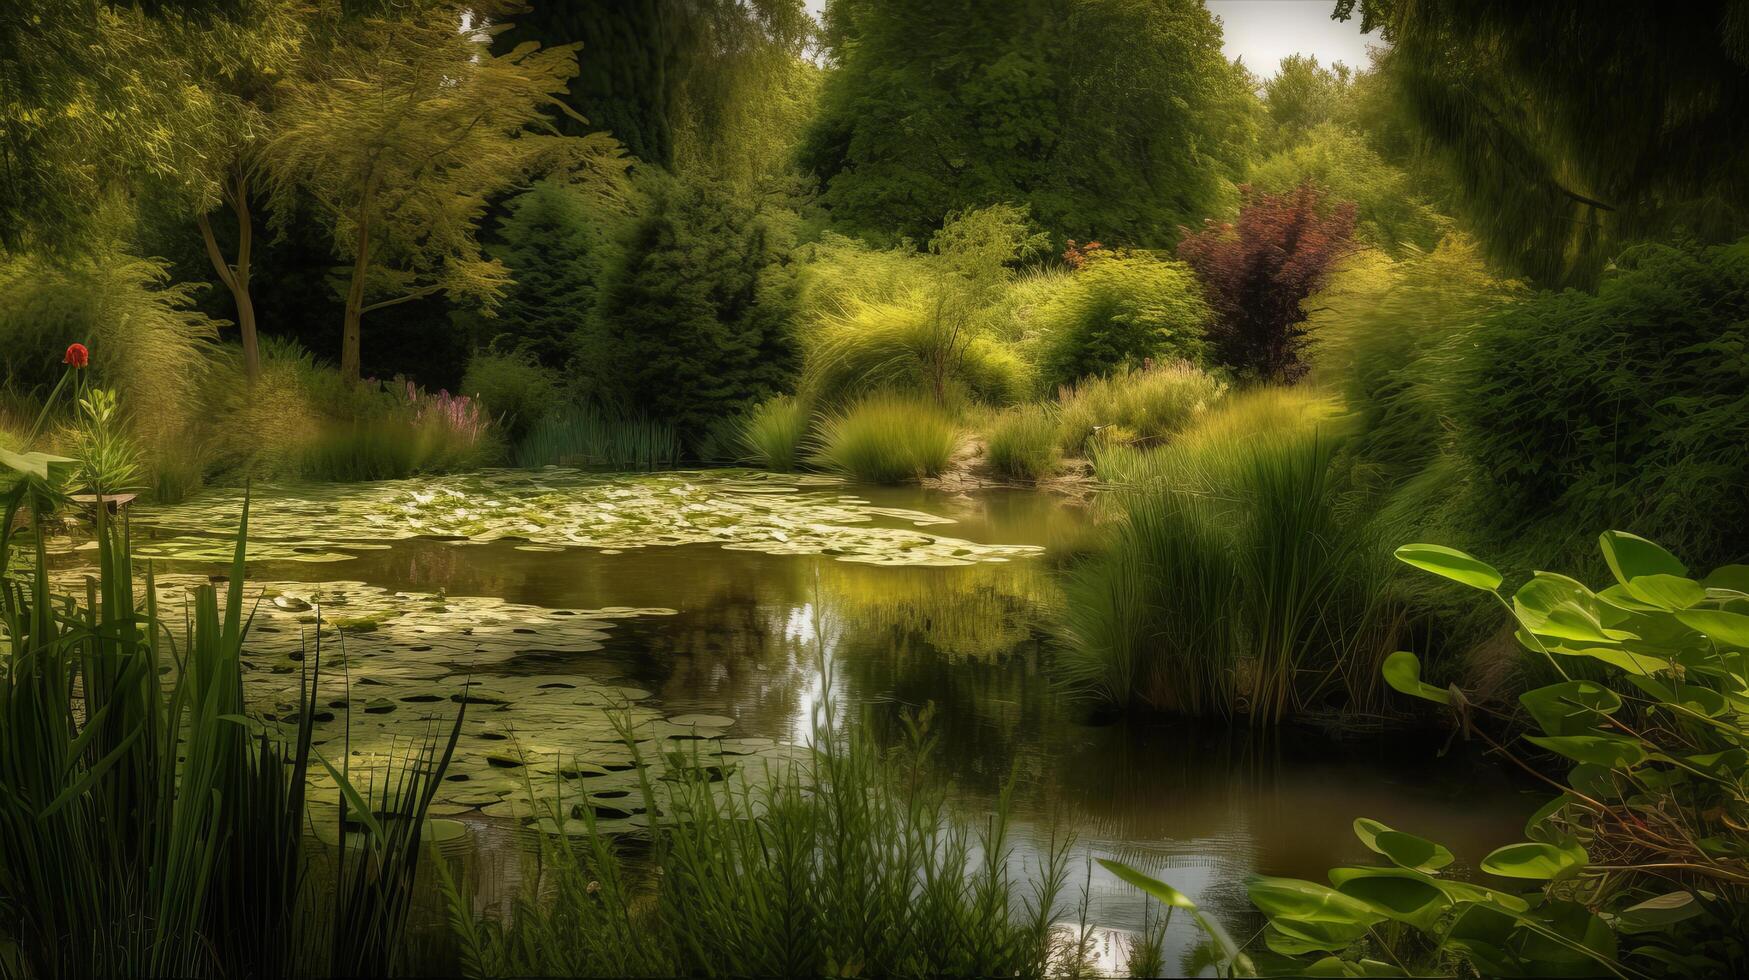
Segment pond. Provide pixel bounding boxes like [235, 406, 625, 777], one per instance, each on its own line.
[122, 468, 1534, 974]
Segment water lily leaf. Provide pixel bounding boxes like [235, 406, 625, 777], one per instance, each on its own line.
[1518, 680, 1621, 736]
[1674, 608, 1749, 648]
[1380, 651, 1449, 705]
[1481, 840, 1587, 880]
[1352, 818, 1454, 872]
[1599, 531, 1686, 586]
[1394, 544, 1501, 590]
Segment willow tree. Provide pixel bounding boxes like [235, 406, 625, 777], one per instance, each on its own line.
[1335, 0, 1749, 287]
[264, 1, 627, 384]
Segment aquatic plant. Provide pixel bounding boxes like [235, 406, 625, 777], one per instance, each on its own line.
[982, 403, 1064, 482]
[64, 385, 144, 494]
[810, 394, 960, 484]
[1064, 391, 1396, 722]
[739, 393, 811, 471]
[1106, 530, 1749, 978]
[515, 403, 682, 470]
[443, 701, 1078, 977]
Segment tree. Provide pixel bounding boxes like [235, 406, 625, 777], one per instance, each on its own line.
[581, 176, 798, 445]
[476, 179, 625, 364]
[799, 0, 1256, 247]
[1334, 0, 1749, 287]
[1258, 55, 1356, 152]
[1176, 184, 1356, 382]
[263, 1, 628, 384]
[1248, 123, 1445, 256]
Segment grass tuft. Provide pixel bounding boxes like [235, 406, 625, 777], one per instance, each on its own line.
[810, 394, 960, 483]
[739, 394, 811, 471]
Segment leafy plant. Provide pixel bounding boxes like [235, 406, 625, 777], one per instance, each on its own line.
[65, 386, 143, 495]
[1106, 530, 1749, 977]
[810, 395, 960, 484]
[1032, 251, 1210, 390]
[461, 347, 561, 443]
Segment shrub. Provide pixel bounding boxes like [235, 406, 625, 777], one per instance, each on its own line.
[461, 347, 561, 442]
[515, 404, 681, 471]
[1454, 238, 1749, 569]
[739, 394, 810, 471]
[199, 337, 325, 482]
[580, 175, 798, 447]
[811, 395, 960, 484]
[1032, 252, 1210, 389]
[983, 404, 1063, 482]
[1177, 182, 1357, 382]
[803, 294, 1034, 407]
[1054, 361, 1226, 456]
[1063, 389, 1394, 721]
[299, 383, 496, 483]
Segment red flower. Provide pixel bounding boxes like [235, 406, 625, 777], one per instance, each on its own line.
[64, 343, 89, 369]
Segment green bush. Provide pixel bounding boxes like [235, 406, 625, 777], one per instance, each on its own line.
[739, 394, 810, 471]
[475, 179, 623, 364]
[1032, 252, 1209, 389]
[811, 395, 960, 484]
[1249, 122, 1448, 256]
[982, 404, 1062, 482]
[1054, 361, 1226, 456]
[803, 294, 1033, 407]
[580, 175, 798, 448]
[461, 347, 561, 442]
[1455, 238, 1749, 569]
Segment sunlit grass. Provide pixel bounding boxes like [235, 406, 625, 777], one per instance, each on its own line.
[810, 394, 960, 483]
[739, 394, 811, 471]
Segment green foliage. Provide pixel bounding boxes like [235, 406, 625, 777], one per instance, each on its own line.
[1032, 252, 1209, 389]
[474, 179, 626, 365]
[982, 404, 1063, 482]
[1454, 239, 1749, 569]
[811, 395, 960, 484]
[515, 405, 682, 472]
[441, 708, 1076, 978]
[1259, 54, 1357, 152]
[739, 394, 811, 471]
[1338, 0, 1749, 287]
[461, 348, 562, 443]
[801, 0, 1255, 246]
[1063, 389, 1396, 721]
[1250, 123, 1447, 256]
[801, 205, 1044, 407]
[581, 175, 798, 448]
[0, 247, 218, 486]
[263, 0, 629, 381]
[1054, 362, 1226, 456]
[64, 387, 144, 496]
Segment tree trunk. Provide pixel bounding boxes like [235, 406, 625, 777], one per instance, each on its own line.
[340, 175, 379, 386]
[197, 171, 262, 382]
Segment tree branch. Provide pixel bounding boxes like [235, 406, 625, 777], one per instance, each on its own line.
[360, 282, 444, 314]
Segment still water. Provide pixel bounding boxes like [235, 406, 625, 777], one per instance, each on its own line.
[127, 469, 1534, 973]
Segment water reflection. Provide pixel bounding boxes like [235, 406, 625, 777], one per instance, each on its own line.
[129, 479, 1531, 969]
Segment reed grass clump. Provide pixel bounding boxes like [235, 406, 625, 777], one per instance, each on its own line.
[515, 404, 683, 470]
[1064, 389, 1398, 722]
[983, 403, 1063, 481]
[442, 712, 1079, 979]
[739, 394, 811, 471]
[811, 394, 960, 483]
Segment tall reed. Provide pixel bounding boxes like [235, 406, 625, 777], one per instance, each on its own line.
[515, 404, 682, 471]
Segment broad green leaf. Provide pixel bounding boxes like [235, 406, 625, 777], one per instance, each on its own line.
[1611, 891, 1704, 933]
[1701, 564, 1749, 596]
[1333, 873, 1450, 929]
[1352, 818, 1453, 872]
[1621, 573, 1705, 610]
[0, 447, 75, 482]
[1442, 903, 1521, 978]
[1625, 675, 1729, 717]
[1265, 918, 1360, 954]
[1536, 636, 1664, 676]
[1481, 840, 1587, 880]
[1525, 734, 1648, 767]
[1380, 651, 1449, 705]
[1096, 857, 1194, 908]
[1514, 573, 1625, 644]
[1394, 543, 1501, 590]
[1674, 608, 1749, 648]
[1097, 859, 1253, 976]
[1518, 680, 1621, 736]
[1599, 530, 1686, 585]
[1247, 876, 1383, 927]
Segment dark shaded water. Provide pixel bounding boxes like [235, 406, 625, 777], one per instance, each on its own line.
[126, 474, 1534, 973]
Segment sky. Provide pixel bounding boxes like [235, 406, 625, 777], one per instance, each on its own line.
[799, 0, 1381, 79]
